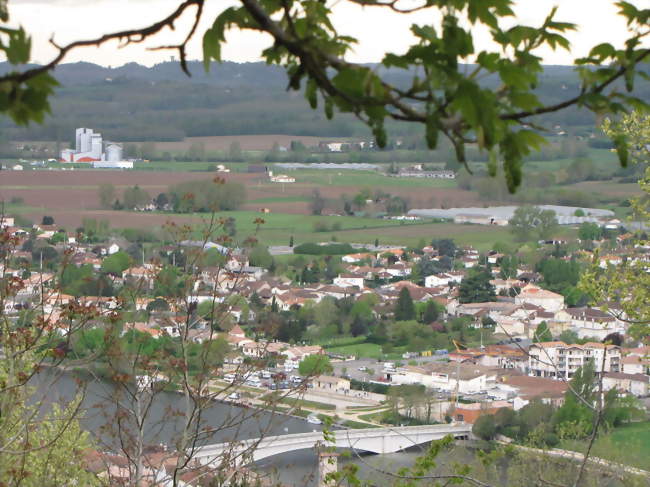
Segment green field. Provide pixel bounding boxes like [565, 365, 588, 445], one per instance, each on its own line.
[326, 343, 385, 359]
[181, 210, 526, 250]
[559, 422, 650, 471]
[325, 342, 406, 360]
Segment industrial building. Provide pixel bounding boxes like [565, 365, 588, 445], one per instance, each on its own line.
[60, 128, 125, 164]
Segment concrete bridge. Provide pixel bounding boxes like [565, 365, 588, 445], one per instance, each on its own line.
[194, 423, 472, 466]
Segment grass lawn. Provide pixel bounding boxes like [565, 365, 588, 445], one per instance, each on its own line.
[325, 342, 406, 360]
[559, 422, 650, 470]
[260, 394, 337, 411]
[325, 343, 385, 359]
[342, 420, 379, 429]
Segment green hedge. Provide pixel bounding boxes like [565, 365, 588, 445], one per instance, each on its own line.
[293, 242, 365, 255]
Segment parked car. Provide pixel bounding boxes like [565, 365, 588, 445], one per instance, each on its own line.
[227, 392, 240, 400]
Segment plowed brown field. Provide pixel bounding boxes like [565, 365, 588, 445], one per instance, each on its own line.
[1, 169, 490, 227]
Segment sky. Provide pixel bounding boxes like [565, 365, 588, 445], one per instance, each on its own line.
[7, 0, 649, 68]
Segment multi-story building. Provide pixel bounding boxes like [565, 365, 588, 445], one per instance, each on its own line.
[528, 341, 621, 380]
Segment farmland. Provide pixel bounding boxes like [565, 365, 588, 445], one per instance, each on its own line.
[0, 152, 637, 250]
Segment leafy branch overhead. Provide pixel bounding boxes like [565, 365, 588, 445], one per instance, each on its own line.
[1, 0, 649, 190]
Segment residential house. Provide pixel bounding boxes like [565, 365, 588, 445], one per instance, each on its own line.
[514, 284, 565, 312]
[565, 307, 624, 340]
[391, 362, 497, 394]
[424, 272, 464, 288]
[621, 354, 650, 375]
[497, 375, 568, 410]
[333, 273, 365, 288]
[451, 401, 513, 424]
[281, 345, 324, 370]
[602, 372, 649, 397]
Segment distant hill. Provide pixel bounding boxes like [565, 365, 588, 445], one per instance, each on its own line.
[0, 60, 647, 143]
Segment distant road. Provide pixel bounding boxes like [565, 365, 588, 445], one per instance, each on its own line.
[269, 246, 294, 255]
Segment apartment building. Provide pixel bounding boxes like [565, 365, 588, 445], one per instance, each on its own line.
[528, 341, 621, 380]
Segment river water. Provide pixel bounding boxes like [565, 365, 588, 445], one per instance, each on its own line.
[29, 369, 500, 486]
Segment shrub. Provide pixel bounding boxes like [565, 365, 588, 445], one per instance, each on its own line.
[293, 242, 360, 255]
[472, 414, 497, 440]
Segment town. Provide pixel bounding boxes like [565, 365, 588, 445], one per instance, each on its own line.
[1, 196, 648, 478]
[1, 1, 650, 485]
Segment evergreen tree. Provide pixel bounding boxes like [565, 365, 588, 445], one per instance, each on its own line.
[458, 267, 497, 303]
[395, 287, 416, 321]
[421, 300, 440, 324]
[534, 321, 553, 342]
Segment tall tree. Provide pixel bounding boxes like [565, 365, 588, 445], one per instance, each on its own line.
[309, 188, 326, 215]
[98, 183, 116, 209]
[509, 206, 558, 242]
[394, 287, 416, 321]
[459, 267, 497, 303]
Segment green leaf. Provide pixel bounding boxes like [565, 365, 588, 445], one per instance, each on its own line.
[202, 28, 221, 71]
[487, 149, 498, 177]
[613, 134, 629, 167]
[324, 97, 334, 120]
[425, 114, 439, 150]
[305, 78, 318, 109]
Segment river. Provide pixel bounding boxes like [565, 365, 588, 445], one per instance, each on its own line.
[33, 369, 624, 487]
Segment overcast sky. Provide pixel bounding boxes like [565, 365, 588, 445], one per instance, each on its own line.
[8, 0, 649, 67]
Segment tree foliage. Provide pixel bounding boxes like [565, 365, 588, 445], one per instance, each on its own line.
[581, 112, 650, 338]
[508, 206, 558, 241]
[298, 353, 333, 376]
[394, 287, 416, 321]
[168, 179, 246, 212]
[459, 266, 496, 303]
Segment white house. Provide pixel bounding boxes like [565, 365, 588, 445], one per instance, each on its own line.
[515, 284, 565, 312]
[333, 274, 365, 288]
[281, 345, 324, 370]
[602, 372, 649, 397]
[424, 272, 463, 288]
[391, 363, 497, 394]
[565, 307, 624, 340]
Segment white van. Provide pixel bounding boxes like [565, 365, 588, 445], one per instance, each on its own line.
[223, 373, 236, 383]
